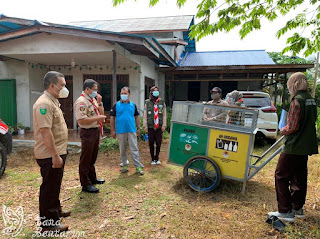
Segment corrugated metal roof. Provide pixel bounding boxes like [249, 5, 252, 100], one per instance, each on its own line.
[179, 50, 275, 67]
[69, 15, 194, 33]
[0, 15, 178, 66]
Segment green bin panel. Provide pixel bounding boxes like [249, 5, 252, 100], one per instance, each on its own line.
[169, 123, 208, 166]
[0, 79, 17, 127]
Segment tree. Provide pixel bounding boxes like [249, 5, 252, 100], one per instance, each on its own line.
[268, 52, 312, 64]
[113, 0, 320, 57]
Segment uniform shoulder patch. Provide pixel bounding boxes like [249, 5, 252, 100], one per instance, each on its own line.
[40, 107, 47, 115]
[79, 104, 86, 112]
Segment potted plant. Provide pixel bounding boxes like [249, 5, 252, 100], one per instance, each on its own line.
[17, 122, 26, 135]
[25, 126, 31, 133]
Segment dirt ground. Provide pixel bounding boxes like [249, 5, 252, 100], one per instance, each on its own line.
[0, 140, 319, 239]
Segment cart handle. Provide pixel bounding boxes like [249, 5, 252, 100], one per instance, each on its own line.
[251, 136, 285, 166]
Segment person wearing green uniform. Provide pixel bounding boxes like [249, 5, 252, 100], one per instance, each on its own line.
[268, 72, 318, 222]
[143, 86, 167, 165]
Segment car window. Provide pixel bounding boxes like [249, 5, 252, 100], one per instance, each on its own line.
[242, 97, 271, 108]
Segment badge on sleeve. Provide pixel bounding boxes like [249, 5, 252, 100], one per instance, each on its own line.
[40, 107, 47, 115]
[79, 104, 85, 112]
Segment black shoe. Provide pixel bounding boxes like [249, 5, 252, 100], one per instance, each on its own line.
[266, 215, 287, 232]
[82, 185, 99, 193]
[92, 179, 105, 185]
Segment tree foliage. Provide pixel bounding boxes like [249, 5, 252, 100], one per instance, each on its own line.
[268, 51, 312, 64]
[113, 0, 320, 57]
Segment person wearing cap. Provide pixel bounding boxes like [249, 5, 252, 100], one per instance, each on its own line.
[226, 90, 245, 126]
[74, 79, 106, 194]
[143, 86, 167, 165]
[203, 87, 228, 123]
[268, 72, 318, 222]
[33, 71, 70, 232]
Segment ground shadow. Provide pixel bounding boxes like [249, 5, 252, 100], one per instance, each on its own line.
[171, 175, 274, 203]
[108, 172, 144, 189]
[71, 191, 104, 218]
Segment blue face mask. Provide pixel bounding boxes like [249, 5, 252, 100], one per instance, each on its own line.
[121, 94, 128, 101]
[152, 91, 159, 97]
[89, 91, 97, 98]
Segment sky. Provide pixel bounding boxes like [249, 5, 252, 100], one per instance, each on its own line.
[1, 0, 312, 55]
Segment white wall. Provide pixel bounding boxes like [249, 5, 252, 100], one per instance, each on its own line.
[0, 60, 30, 127]
[28, 66, 47, 128]
[0, 33, 113, 54]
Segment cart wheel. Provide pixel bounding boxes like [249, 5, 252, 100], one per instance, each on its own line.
[183, 156, 221, 192]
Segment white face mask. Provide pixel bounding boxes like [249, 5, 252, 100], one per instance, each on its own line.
[211, 93, 219, 100]
[54, 85, 69, 98]
[59, 87, 69, 98]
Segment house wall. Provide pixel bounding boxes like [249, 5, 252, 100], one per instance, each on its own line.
[28, 66, 48, 128]
[0, 60, 30, 127]
[0, 33, 113, 55]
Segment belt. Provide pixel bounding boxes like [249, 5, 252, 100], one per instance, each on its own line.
[80, 127, 99, 130]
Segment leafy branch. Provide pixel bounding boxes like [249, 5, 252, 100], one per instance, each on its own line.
[113, 0, 320, 56]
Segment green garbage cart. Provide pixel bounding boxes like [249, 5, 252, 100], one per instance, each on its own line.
[168, 101, 284, 194]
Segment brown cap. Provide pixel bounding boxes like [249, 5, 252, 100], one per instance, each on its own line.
[210, 87, 222, 94]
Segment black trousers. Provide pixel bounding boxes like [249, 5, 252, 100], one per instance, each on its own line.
[79, 128, 99, 186]
[147, 128, 163, 161]
[275, 152, 308, 213]
[37, 154, 67, 224]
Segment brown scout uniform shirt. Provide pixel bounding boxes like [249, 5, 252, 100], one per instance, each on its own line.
[74, 92, 100, 129]
[203, 99, 229, 122]
[33, 91, 68, 159]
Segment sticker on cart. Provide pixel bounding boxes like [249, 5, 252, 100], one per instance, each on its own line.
[179, 132, 199, 145]
[208, 129, 250, 179]
[185, 144, 192, 151]
[216, 139, 238, 152]
[222, 151, 229, 158]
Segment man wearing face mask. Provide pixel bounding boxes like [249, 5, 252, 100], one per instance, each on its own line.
[203, 87, 228, 123]
[110, 86, 144, 175]
[33, 71, 70, 232]
[143, 86, 167, 165]
[74, 79, 106, 193]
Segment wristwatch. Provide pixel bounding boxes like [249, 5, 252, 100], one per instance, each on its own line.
[98, 102, 103, 106]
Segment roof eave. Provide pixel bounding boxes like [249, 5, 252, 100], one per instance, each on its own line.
[158, 64, 314, 72]
[0, 21, 177, 66]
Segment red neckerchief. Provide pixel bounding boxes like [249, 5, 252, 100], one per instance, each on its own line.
[153, 98, 160, 129]
[81, 94, 103, 136]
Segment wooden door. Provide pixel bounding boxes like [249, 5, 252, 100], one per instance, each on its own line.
[83, 74, 129, 111]
[60, 76, 74, 128]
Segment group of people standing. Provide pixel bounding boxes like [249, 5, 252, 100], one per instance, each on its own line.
[32, 71, 317, 232]
[33, 71, 167, 232]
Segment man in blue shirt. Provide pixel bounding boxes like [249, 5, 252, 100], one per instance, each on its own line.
[110, 86, 144, 175]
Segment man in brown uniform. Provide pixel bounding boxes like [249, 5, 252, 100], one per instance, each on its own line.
[203, 87, 228, 123]
[33, 71, 70, 232]
[74, 79, 106, 193]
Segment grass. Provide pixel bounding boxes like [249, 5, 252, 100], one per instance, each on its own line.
[0, 140, 319, 238]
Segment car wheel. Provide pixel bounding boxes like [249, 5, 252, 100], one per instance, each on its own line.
[0, 142, 7, 177]
[266, 138, 276, 145]
[254, 132, 266, 146]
